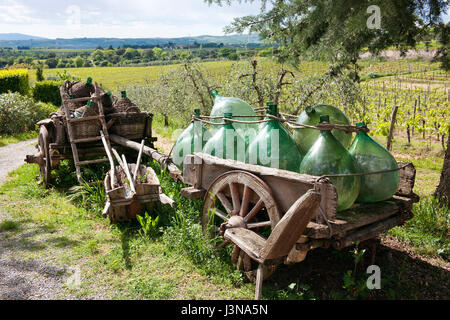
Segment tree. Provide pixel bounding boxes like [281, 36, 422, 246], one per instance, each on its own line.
[207, 0, 448, 73]
[207, 0, 450, 204]
[46, 58, 58, 69]
[74, 56, 84, 68]
[36, 66, 44, 82]
[434, 127, 450, 204]
[142, 49, 155, 60]
[123, 48, 138, 59]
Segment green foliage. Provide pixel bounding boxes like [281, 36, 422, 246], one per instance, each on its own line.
[136, 212, 161, 239]
[36, 66, 44, 82]
[210, 0, 448, 72]
[0, 220, 21, 232]
[0, 69, 30, 95]
[0, 92, 55, 134]
[67, 180, 106, 216]
[389, 197, 449, 260]
[32, 80, 64, 106]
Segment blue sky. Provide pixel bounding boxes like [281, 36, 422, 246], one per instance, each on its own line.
[0, 0, 448, 39]
[0, 0, 263, 38]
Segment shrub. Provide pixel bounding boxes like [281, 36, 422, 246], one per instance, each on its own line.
[0, 69, 30, 95]
[0, 92, 56, 134]
[32, 80, 64, 106]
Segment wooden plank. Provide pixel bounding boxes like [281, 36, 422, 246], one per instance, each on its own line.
[224, 228, 266, 264]
[100, 130, 115, 189]
[73, 136, 102, 144]
[396, 162, 416, 196]
[62, 91, 82, 182]
[77, 158, 109, 166]
[333, 210, 411, 249]
[304, 200, 401, 239]
[133, 140, 145, 182]
[109, 134, 182, 180]
[180, 187, 205, 199]
[68, 115, 103, 123]
[261, 190, 321, 260]
[121, 154, 136, 194]
[186, 153, 337, 220]
[62, 95, 102, 104]
[159, 193, 176, 208]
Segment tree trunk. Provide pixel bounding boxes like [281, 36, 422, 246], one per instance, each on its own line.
[434, 128, 450, 205]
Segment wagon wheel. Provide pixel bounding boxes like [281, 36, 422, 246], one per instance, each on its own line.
[37, 126, 51, 186]
[201, 170, 281, 282]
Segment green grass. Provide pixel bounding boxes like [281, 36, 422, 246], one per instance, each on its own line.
[29, 60, 237, 91]
[389, 197, 449, 261]
[0, 220, 21, 232]
[0, 162, 254, 299]
[0, 131, 38, 147]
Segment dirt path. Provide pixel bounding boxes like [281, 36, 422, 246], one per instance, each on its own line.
[0, 139, 37, 185]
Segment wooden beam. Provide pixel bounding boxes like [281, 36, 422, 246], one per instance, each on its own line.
[109, 134, 182, 180]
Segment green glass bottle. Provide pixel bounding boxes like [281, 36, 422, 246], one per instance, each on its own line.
[293, 104, 353, 154]
[203, 112, 247, 162]
[299, 115, 360, 212]
[210, 90, 258, 142]
[258, 101, 274, 131]
[247, 104, 303, 171]
[348, 122, 400, 203]
[86, 77, 93, 86]
[172, 109, 210, 170]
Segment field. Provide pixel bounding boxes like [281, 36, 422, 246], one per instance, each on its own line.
[1, 57, 448, 300]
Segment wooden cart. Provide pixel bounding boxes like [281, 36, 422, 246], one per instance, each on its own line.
[25, 83, 156, 186]
[179, 153, 419, 299]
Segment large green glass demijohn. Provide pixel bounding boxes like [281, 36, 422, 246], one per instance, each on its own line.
[172, 109, 210, 171]
[293, 104, 353, 154]
[299, 115, 360, 212]
[348, 122, 400, 203]
[210, 90, 259, 142]
[247, 104, 303, 172]
[203, 112, 247, 162]
[258, 101, 275, 131]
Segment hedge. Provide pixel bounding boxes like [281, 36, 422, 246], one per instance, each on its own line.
[0, 69, 30, 95]
[0, 92, 56, 134]
[32, 80, 64, 106]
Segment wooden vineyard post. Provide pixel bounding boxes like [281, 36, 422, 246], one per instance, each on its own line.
[387, 99, 399, 152]
[412, 99, 417, 136]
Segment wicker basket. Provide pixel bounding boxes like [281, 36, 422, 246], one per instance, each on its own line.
[106, 112, 149, 140]
[68, 119, 101, 140]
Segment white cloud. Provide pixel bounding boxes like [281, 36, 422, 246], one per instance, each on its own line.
[0, 0, 41, 24]
[0, 0, 262, 38]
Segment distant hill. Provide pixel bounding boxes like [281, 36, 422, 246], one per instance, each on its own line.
[0, 34, 262, 49]
[0, 33, 47, 41]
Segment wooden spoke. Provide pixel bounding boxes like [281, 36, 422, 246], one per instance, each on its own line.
[247, 221, 273, 229]
[212, 208, 227, 221]
[239, 185, 251, 217]
[231, 245, 240, 264]
[237, 250, 245, 270]
[220, 239, 231, 248]
[244, 199, 265, 223]
[216, 192, 233, 215]
[229, 182, 241, 214]
[243, 254, 252, 271]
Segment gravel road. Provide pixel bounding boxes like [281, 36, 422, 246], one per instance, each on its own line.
[0, 139, 37, 185]
[0, 139, 76, 300]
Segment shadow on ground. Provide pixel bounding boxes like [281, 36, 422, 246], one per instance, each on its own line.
[263, 237, 449, 300]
